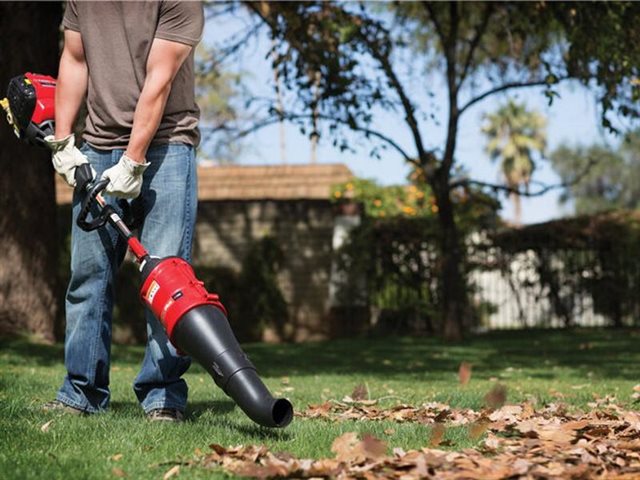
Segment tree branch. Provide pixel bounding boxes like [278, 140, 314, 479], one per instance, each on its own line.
[210, 23, 263, 69]
[451, 156, 600, 197]
[459, 78, 567, 116]
[230, 111, 418, 167]
[364, 27, 428, 166]
[457, 3, 495, 90]
[440, 2, 460, 177]
[423, 3, 446, 48]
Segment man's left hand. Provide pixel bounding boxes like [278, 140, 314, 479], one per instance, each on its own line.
[101, 154, 149, 199]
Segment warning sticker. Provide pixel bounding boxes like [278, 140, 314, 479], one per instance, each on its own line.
[146, 281, 160, 304]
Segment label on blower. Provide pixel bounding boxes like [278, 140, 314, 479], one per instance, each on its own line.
[145, 281, 160, 304]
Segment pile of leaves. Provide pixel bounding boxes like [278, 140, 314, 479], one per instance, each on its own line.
[174, 397, 640, 479]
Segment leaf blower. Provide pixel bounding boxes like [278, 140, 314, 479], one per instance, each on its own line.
[2, 73, 294, 428]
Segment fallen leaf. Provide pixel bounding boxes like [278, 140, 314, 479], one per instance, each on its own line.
[111, 467, 126, 478]
[458, 362, 472, 386]
[109, 453, 123, 461]
[468, 420, 490, 440]
[429, 423, 446, 447]
[40, 420, 53, 433]
[163, 465, 180, 479]
[361, 434, 387, 459]
[351, 383, 368, 401]
[331, 432, 362, 463]
[331, 432, 387, 464]
[484, 383, 508, 410]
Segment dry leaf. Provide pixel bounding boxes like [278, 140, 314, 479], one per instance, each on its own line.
[163, 465, 180, 479]
[192, 401, 640, 479]
[40, 420, 53, 433]
[484, 383, 508, 410]
[331, 432, 362, 463]
[110, 453, 123, 461]
[429, 423, 446, 447]
[458, 362, 472, 386]
[331, 432, 386, 464]
[468, 420, 490, 440]
[111, 467, 126, 478]
[351, 383, 368, 401]
[361, 434, 387, 459]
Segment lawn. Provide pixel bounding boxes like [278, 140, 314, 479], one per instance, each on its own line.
[1, 328, 639, 479]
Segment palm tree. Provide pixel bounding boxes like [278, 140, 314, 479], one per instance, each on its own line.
[482, 100, 547, 225]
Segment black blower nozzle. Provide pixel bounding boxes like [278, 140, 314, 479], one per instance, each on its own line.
[172, 305, 294, 428]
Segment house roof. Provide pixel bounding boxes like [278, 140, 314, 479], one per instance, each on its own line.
[55, 163, 354, 204]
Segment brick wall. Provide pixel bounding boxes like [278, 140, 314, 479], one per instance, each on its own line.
[193, 199, 336, 342]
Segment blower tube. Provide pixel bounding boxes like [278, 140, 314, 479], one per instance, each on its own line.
[140, 257, 293, 428]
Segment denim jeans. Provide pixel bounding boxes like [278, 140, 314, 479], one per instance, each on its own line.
[56, 143, 197, 414]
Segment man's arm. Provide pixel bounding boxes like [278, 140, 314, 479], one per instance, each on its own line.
[44, 28, 92, 187]
[125, 38, 193, 163]
[54, 30, 88, 139]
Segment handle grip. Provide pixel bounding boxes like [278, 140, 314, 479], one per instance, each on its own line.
[76, 178, 111, 231]
[74, 163, 95, 194]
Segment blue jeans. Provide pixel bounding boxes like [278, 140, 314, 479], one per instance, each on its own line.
[57, 143, 197, 414]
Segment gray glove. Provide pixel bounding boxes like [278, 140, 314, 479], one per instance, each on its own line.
[44, 134, 95, 187]
[101, 154, 149, 199]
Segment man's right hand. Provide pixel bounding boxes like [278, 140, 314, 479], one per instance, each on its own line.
[44, 134, 95, 187]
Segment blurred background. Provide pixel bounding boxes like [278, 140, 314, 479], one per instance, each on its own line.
[3, 1, 640, 345]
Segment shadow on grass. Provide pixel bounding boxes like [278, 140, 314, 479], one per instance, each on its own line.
[4, 328, 640, 382]
[0, 339, 63, 366]
[242, 328, 640, 381]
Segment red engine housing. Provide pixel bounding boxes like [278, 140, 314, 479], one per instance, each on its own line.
[25, 73, 56, 125]
[140, 257, 227, 343]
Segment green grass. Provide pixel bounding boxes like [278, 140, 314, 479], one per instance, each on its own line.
[1, 328, 640, 479]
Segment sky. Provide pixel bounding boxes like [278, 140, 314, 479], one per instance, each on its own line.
[202, 9, 620, 226]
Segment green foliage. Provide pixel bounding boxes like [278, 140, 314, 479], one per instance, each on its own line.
[331, 177, 500, 335]
[331, 178, 437, 218]
[482, 100, 547, 189]
[331, 175, 500, 228]
[552, 2, 640, 131]
[186, 237, 289, 343]
[236, 236, 289, 341]
[551, 129, 640, 215]
[481, 99, 547, 224]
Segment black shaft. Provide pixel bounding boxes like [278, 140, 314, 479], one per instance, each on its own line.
[172, 305, 293, 428]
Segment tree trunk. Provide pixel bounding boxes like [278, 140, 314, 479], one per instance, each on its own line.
[433, 178, 467, 341]
[0, 3, 62, 341]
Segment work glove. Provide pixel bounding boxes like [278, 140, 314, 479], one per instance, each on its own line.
[44, 134, 95, 187]
[101, 154, 149, 199]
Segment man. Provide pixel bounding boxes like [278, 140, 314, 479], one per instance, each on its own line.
[43, 1, 204, 422]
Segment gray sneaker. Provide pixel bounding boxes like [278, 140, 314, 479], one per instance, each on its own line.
[146, 408, 184, 423]
[42, 400, 85, 415]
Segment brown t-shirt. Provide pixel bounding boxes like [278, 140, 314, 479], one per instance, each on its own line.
[63, 0, 204, 149]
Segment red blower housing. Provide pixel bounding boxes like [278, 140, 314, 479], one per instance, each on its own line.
[140, 257, 227, 342]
